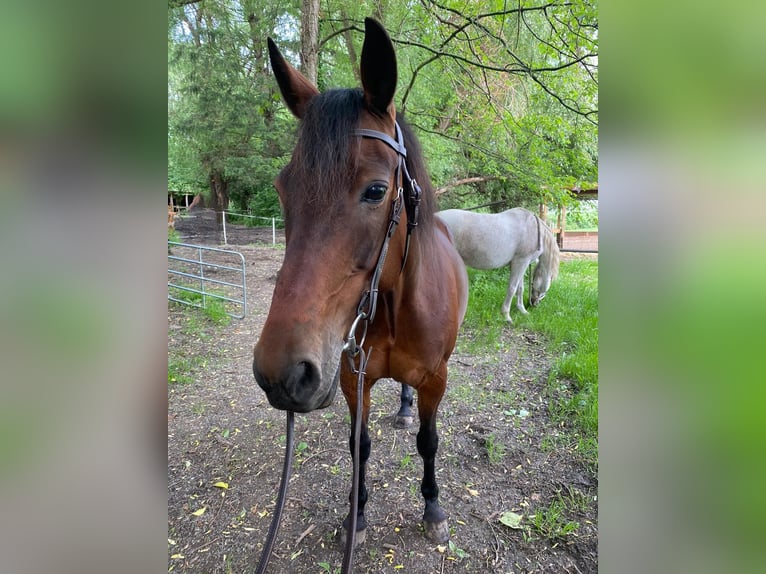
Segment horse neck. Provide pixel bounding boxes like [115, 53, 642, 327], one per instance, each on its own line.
[377, 208, 440, 302]
[534, 214, 543, 254]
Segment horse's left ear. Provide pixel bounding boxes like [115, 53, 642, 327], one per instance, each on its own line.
[360, 17, 397, 120]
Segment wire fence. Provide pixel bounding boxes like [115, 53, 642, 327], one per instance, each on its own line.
[167, 241, 247, 319]
[219, 211, 283, 246]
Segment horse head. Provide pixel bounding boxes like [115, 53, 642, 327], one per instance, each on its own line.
[530, 262, 551, 306]
[253, 19, 408, 413]
[530, 227, 560, 306]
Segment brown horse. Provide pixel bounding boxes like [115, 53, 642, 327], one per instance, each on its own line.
[253, 18, 468, 545]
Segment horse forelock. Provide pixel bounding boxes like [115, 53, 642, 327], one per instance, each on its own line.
[280, 90, 437, 255]
[282, 89, 364, 209]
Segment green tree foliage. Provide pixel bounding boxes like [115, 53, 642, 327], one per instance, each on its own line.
[168, 0, 597, 217]
[168, 0, 298, 214]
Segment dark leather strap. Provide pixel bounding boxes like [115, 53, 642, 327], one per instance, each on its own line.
[353, 122, 407, 157]
[352, 122, 421, 273]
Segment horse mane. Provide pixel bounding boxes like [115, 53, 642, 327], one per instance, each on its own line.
[396, 113, 436, 234]
[538, 219, 561, 280]
[282, 88, 436, 237]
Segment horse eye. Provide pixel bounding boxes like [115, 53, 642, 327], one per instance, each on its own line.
[362, 184, 387, 203]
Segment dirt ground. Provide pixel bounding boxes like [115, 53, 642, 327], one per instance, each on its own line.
[560, 231, 598, 252]
[168, 210, 598, 573]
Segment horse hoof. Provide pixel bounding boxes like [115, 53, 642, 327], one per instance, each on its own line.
[394, 415, 413, 428]
[339, 526, 367, 547]
[424, 519, 450, 543]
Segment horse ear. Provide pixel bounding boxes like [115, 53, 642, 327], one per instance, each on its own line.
[267, 37, 319, 119]
[360, 18, 397, 120]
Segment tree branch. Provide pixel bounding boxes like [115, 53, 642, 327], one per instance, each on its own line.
[435, 176, 503, 195]
[169, 0, 201, 8]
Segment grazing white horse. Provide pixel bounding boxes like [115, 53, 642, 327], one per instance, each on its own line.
[436, 208, 560, 323]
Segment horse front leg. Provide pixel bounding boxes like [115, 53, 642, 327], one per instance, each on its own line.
[395, 383, 414, 428]
[414, 366, 450, 543]
[503, 260, 530, 322]
[514, 277, 527, 314]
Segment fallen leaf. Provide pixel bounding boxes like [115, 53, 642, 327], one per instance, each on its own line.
[213, 481, 229, 489]
[467, 488, 479, 496]
[191, 507, 206, 516]
[499, 511, 523, 529]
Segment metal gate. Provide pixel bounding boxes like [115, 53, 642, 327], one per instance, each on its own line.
[168, 241, 247, 319]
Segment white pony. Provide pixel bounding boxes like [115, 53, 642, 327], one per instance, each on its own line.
[436, 207, 560, 322]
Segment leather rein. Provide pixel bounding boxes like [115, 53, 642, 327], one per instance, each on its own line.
[338, 121, 422, 574]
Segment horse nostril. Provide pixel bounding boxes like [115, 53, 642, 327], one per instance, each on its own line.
[284, 360, 319, 398]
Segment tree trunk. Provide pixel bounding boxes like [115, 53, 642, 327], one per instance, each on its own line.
[300, 0, 320, 85]
[340, 10, 361, 82]
[208, 169, 229, 227]
[556, 203, 566, 249]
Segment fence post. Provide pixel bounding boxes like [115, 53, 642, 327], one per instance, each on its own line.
[272, 217, 276, 245]
[197, 246, 206, 309]
[222, 211, 228, 245]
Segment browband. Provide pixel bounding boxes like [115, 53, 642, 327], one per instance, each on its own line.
[353, 122, 407, 157]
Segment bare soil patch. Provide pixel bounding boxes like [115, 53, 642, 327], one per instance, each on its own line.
[561, 231, 598, 252]
[168, 216, 597, 573]
[173, 208, 285, 247]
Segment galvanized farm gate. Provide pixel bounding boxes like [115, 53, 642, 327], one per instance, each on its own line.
[168, 241, 247, 319]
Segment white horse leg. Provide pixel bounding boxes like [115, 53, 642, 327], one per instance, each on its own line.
[503, 260, 530, 321]
[515, 279, 528, 315]
[501, 269, 515, 323]
[501, 288, 514, 323]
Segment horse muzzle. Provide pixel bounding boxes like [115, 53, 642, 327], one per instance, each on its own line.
[253, 354, 341, 413]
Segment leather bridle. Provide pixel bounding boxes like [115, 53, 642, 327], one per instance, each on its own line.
[343, 121, 422, 360]
[339, 121, 422, 574]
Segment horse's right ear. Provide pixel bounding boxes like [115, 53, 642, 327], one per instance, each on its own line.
[267, 37, 319, 119]
[360, 18, 397, 120]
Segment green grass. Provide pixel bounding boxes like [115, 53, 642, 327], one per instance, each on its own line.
[168, 355, 206, 384]
[168, 292, 232, 386]
[484, 433, 506, 464]
[529, 494, 581, 541]
[459, 259, 598, 460]
[519, 260, 598, 439]
[459, 268, 509, 353]
[170, 288, 231, 326]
